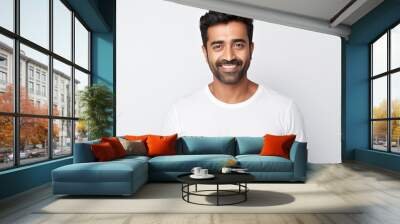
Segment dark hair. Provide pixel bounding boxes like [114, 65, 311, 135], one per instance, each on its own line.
[200, 11, 253, 47]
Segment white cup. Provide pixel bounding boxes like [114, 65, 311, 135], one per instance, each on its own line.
[221, 167, 232, 174]
[191, 167, 202, 176]
[200, 169, 208, 176]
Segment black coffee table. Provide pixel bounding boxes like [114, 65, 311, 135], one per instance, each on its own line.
[177, 172, 255, 206]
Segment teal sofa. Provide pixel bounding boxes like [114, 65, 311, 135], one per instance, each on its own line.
[52, 136, 307, 196]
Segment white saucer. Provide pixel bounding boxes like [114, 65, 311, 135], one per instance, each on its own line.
[190, 174, 215, 179]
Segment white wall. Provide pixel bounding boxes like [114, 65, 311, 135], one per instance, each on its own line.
[116, 0, 341, 163]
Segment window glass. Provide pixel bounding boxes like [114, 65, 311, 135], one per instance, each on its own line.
[75, 120, 88, 143]
[20, 0, 49, 49]
[391, 120, 400, 153]
[0, 116, 14, 170]
[53, 119, 72, 157]
[372, 121, 388, 151]
[0, 0, 14, 31]
[53, 59, 72, 117]
[74, 18, 89, 69]
[372, 33, 387, 76]
[0, 0, 92, 168]
[20, 44, 49, 115]
[372, 77, 387, 119]
[391, 72, 400, 117]
[20, 117, 49, 165]
[391, 24, 400, 70]
[53, 0, 72, 60]
[74, 69, 89, 118]
[0, 35, 14, 113]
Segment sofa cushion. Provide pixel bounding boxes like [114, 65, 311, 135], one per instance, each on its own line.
[118, 138, 147, 156]
[236, 155, 293, 172]
[235, 137, 263, 155]
[53, 158, 148, 183]
[73, 139, 100, 163]
[177, 136, 236, 155]
[91, 142, 118, 161]
[124, 135, 149, 142]
[101, 137, 127, 158]
[147, 134, 178, 157]
[260, 134, 296, 159]
[115, 155, 150, 163]
[148, 154, 235, 172]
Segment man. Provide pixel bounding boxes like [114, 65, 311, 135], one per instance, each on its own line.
[163, 11, 306, 142]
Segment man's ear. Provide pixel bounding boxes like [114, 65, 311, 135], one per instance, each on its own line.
[202, 45, 208, 62]
[250, 42, 254, 59]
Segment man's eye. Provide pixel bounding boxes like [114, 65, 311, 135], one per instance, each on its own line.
[234, 43, 244, 49]
[212, 44, 222, 50]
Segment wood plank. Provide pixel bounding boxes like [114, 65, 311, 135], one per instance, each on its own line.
[1, 162, 400, 224]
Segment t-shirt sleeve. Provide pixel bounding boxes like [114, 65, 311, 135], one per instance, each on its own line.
[285, 101, 307, 142]
[162, 105, 180, 135]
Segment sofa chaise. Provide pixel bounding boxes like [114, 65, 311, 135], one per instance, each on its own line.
[52, 136, 307, 196]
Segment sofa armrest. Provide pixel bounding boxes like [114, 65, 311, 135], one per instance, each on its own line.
[73, 140, 100, 163]
[289, 142, 308, 181]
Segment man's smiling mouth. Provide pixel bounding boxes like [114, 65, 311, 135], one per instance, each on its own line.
[219, 64, 239, 72]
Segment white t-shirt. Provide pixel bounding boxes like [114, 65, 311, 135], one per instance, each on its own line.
[162, 85, 306, 142]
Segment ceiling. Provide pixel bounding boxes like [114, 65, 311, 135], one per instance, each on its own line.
[166, 0, 384, 38]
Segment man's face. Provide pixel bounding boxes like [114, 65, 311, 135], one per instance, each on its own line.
[203, 21, 254, 85]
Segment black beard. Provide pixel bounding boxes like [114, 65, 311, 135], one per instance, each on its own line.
[209, 58, 250, 85]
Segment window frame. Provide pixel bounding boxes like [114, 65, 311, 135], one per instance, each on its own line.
[0, 0, 92, 171]
[0, 71, 7, 85]
[370, 20, 400, 154]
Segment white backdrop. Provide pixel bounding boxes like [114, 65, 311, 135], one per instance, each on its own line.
[116, 0, 341, 163]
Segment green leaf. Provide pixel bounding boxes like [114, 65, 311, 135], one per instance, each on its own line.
[79, 84, 114, 140]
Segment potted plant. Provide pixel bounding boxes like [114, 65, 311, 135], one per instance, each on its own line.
[79, 84, 113, 140]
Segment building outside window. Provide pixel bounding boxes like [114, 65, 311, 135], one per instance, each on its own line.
[41, 73, 46, 83]
[28, 81, 34, 94]
[42, 85, 46, 97]
[0, 71, 6, 84]
[0, 54, 8, 90]
[0, 54, 7, 67]
[54, 88, 58, 103]
[35, 70, 40, 81]
[35, 83, 40, 95]
[28, 66, 34, 80]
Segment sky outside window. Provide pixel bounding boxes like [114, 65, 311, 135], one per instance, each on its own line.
[0, 0, 14, 31]
[372, 33, 387, 76]
[391, 24, 400, 70]
[53, 0, 72, 60]
[74, 18, 89, 69]
[20, 0, 49, 49]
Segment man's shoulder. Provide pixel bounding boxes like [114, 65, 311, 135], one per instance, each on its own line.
[259, 85, 295, 107]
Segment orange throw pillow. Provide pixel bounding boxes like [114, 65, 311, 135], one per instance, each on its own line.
[146, 134, 178, 157]
[260, 134, 296, 159]
[101, 137, 127, 158]
[91, 142, 117, 161]
[124, 135, 149, 141]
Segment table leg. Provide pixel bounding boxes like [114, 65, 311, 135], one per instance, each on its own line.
[181, 184, 183, 199]
[195, 184, 197, 192]
[245, 183, 247, 201]
[187, 184, 190, 202]
[217, 184, 219, 206]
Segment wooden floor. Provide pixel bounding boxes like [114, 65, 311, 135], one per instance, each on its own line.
[1, 162, 400, 224]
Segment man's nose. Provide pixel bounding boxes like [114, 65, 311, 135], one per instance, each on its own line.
[223, 46, 236, 61]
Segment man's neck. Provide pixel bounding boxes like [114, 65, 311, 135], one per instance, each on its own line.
[208, 78, 259, 104]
